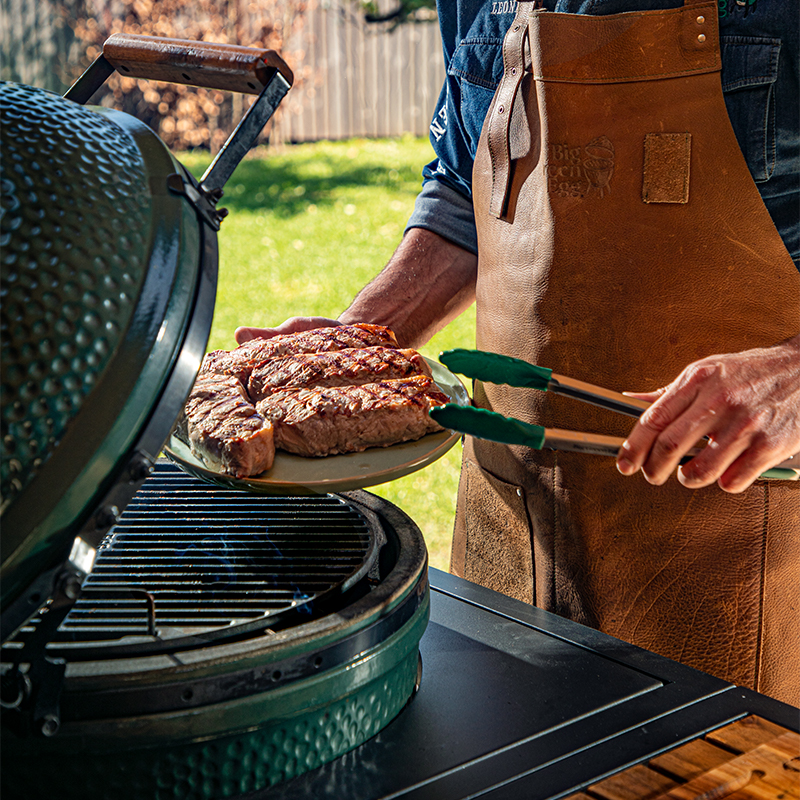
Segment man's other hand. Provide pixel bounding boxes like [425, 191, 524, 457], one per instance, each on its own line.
[616, 335, 800, 493]
[234, 317, 342, 345]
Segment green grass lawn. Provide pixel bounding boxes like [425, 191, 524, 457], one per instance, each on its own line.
[180, 137, 476, 571]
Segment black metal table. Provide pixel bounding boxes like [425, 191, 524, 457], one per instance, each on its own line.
[264, 567, 799, 799]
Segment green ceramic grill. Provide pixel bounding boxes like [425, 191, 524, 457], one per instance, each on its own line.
[1, 36, 294, 642]
[1, 469, 429, 799]
[1, 36, 428, 799]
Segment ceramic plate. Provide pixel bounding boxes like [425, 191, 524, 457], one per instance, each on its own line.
[164, 358, 470, 495]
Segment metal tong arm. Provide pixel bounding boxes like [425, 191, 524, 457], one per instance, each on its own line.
[547, 374, 799, 474]
[436, 350, 800, 479]
[432, 404, 799, 480]
[439, 348, 649, 415]
[549, 374, 649, 417]
[527, 427, 798, 481]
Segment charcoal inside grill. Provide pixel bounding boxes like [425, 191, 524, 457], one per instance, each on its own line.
[5, 464, 382, 658]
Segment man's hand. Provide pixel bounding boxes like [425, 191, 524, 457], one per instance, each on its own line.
[235, 317, 341, 344]
[616, 334, 800, 493]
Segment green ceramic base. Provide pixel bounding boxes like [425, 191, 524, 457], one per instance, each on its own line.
[2, 592, 428, 800]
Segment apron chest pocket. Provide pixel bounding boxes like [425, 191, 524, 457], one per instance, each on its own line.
[720, 36, 782, 183]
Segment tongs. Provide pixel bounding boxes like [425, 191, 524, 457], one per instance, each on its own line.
[429, 349, 800, 481]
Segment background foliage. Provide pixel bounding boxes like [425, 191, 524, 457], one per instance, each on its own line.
[359, 0, 436, 26]
[57, 0, 438, 151]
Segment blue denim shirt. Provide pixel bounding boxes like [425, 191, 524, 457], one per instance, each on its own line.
[406, 0, 800, 264]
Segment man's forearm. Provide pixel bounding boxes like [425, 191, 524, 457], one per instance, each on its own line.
[339, 227, 478, 349]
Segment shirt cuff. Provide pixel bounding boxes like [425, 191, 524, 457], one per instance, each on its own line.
[405, 180, 478, 255]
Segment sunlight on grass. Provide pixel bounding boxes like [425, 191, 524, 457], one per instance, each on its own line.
[181, 137, 476, 571]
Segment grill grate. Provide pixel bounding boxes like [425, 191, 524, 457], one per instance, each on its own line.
[16, 464, 378, 648]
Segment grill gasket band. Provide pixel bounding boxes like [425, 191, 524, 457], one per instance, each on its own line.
[60, 569, 427, 719]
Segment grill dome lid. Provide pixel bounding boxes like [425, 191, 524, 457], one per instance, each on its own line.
[1, 83, 155, 507]
[1, 39, 293, 642]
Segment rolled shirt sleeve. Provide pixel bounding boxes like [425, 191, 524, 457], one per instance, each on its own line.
[405, 177, 479, 254]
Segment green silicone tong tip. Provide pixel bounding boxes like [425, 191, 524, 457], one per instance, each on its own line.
[430, 403, 547, 450]
[439, 348, 553, 391]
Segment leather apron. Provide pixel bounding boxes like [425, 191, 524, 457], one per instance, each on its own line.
[454, 0, 800, 704]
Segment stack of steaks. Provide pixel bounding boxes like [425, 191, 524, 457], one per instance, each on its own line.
[178, 324, 450, 477]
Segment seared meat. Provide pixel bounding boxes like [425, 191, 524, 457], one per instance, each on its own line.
[256, 376, 449, 457]
[177, 326, 450, 477]
[201, 324, 399, 384]
[181, 374, 275, 477]
[248, 347, 431, 401]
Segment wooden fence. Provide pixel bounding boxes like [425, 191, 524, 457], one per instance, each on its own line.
[278, 4, 445, 141]
[0, 0, 445, 143]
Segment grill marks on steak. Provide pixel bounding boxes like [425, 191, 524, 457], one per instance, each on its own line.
[201, 324, 399, 383]
[181, 374, 275, 478]
[257, 376, 449, 457]
[248, 347, 431, 400]
[181, 324, 450, 476]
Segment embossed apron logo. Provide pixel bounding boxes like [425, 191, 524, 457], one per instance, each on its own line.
[547, 136, 615, 198]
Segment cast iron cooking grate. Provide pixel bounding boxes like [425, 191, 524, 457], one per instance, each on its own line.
[12, 464, 379, 653]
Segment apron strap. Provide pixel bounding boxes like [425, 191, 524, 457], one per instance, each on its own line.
[486, 0, 713, 218]
[487, 1, 534, 218]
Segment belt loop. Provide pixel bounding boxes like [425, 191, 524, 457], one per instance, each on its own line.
[488, 1, 534, 219]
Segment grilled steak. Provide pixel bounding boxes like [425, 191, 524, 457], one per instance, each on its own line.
[177, 326, 451, 477]
[181, 374, 275, 477]
[201, 324, 399, 383]
[248, 347, 431, 401]
[256, 376, 449, 457]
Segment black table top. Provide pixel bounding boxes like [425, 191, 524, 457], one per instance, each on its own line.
[263, 568, 799, 800]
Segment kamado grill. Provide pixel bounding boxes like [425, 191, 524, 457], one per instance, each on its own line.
[1, 33, 428, 798]
[2, 29, 799, 800]
[2, 465, 428, 798]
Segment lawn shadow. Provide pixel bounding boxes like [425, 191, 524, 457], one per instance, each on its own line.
[190, 154, 423, 218]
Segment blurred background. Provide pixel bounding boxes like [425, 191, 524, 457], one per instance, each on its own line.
[1, 0, 444, 148]
[1, 0, 478, 572]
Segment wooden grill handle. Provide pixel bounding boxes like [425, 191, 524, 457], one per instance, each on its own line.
[102, 33, 293, 93]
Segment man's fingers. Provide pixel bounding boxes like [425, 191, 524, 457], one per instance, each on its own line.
[234, 326, 267, 343]
[680, 421, 787, 493]
[675, 435, 750, 491]
[713, 442, 789, 493]
[621, 388, 666, 402]
[234, 317, 342, 345]
[616, 384, 698, 477]
[637, 403, 720, 485]
[616, 338, 800, 490]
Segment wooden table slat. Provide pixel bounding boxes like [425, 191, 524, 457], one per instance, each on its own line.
[563, 717, 797, 800]
[586, 763, 677, 800]
[654, 731, 799, 800]
[648, 737, 737, 782]
[705, 716, 790, 754]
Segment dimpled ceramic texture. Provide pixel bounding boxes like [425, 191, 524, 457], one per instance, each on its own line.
[1, 608, 426, 800]
[0, 82, 152, 506]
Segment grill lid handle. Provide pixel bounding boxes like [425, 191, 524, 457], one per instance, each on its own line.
[65, 33, 293, 102]
[64, 34, 294, 204]
[103, 33, 294, 92]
